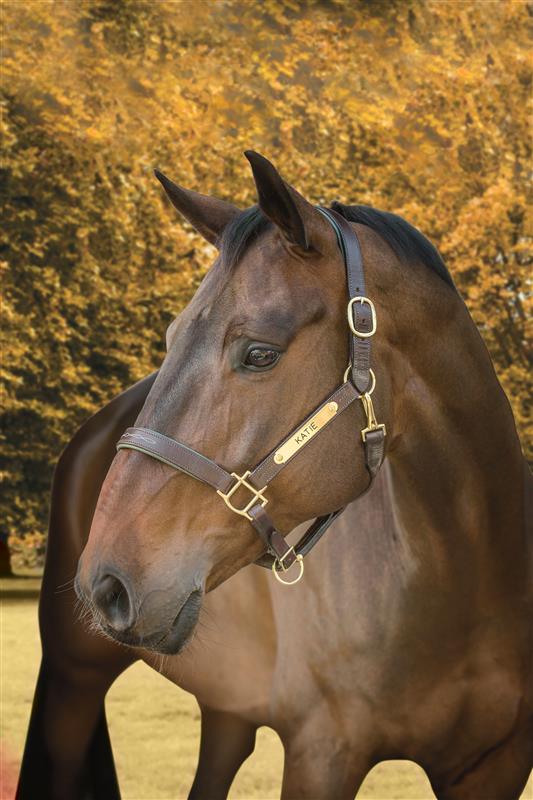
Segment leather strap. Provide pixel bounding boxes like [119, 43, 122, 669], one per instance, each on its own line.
[317, 208, 373, 395]
[248, 505, 298, 568]
[118, 427, 234, 493]
[118, 380, 360, 496]
[253, 508, 344, 569]
[117, 386, 360, 570]
[364, 428, 386, 479]
[249, 380, 360, 488]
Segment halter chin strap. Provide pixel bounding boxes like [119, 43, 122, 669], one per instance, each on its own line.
[117, 207, 386, 585]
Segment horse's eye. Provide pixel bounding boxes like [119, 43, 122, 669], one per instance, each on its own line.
[243, 346, 281, 371]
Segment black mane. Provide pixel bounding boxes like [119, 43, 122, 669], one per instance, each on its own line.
[331, 201, 454, 288]
[220, 201, 455, 289]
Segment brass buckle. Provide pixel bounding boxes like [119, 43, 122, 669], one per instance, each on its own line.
[360, 393, 386, 442]
[272, 550, 304, 585]
[347, 296, 377, 338]
[217, 471, 268, 521]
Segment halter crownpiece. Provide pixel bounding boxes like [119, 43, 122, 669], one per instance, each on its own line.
[117, 208, 386, 585]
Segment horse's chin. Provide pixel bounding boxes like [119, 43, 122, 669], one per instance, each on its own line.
[99, 587, 203, 656]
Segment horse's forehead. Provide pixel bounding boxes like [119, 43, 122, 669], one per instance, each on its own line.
[237, 236, 300, 286]
[230, 236, 327, 316]
[187, 236, 310, 322]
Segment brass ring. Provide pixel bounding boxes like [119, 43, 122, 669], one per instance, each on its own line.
[272, 554, 304, 585]
[343, 366, 376, 395]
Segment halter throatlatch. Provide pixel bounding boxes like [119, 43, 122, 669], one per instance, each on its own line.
[117, 208, 386, 585]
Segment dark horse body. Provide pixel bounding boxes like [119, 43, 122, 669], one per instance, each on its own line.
[18, 153, 532, 799]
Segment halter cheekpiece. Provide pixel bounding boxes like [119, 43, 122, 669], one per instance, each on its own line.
[117, 208, 386, 585]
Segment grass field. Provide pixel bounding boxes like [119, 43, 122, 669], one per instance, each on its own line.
[1, 583, 532, 800]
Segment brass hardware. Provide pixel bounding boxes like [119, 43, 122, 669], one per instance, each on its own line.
[360, 393, 386, 442]
[343, 363, 350, 383]
[274, 401, 339, 465]
[347, 296, 377, 338]
[272, 551, 304, 585]
[344, 365, 376, 396]
[217, 471, 268, 521]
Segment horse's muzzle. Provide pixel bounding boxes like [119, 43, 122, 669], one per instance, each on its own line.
[75, 566, 203, 654]
[91, 570, 137, 632]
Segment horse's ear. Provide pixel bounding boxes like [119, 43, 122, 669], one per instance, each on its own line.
[244, 151, 329, 251]
[154, 170, 240, 247]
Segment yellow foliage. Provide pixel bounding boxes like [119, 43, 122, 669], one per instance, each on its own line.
[1, 0, 531, 546]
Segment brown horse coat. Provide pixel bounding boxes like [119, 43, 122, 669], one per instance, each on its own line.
[18, 153, 533, 800]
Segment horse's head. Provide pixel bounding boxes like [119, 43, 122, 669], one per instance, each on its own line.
[76, 152, 393, 653]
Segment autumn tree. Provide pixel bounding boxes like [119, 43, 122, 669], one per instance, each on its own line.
[1, 0, 531, 558]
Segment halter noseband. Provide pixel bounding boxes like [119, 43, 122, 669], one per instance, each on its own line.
[117, 208, 386, 585]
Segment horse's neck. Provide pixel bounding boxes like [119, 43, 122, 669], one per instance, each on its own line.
[385, 288, 530, 592]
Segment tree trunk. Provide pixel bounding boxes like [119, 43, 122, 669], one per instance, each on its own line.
[0, 537, 13, 577]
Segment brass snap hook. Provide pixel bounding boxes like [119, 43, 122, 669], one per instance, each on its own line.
[360, 392, 386, 442]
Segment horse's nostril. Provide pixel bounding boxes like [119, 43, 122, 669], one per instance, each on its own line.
[92, 572, 135, 632]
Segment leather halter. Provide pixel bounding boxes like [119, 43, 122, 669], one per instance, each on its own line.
[117, 208, 386, 585]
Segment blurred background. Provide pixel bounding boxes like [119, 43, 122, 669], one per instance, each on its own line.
[1, 1, 532, 797]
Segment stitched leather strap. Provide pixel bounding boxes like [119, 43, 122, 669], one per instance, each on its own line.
[117, 386, 361, 570]
[116, 429, 341, 569]
[118, 380, 360, 495]
[118, 427, 234, 493]
[318, 207, 385, 481]
[248, 505, 297, 567]
[253, 508, 344, 568]
[317, 207, 373, 395]
[250, 380, 360, 488]
[364, 428, 386, 479]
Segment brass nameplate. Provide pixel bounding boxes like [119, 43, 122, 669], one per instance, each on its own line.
[274, 401, 338, 465]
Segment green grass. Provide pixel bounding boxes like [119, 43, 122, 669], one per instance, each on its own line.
[1, 590, 531, 799]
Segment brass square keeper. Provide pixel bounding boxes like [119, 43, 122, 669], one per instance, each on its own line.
[217, 471, 268, 521]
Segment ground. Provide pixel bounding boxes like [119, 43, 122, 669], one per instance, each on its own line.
[1, 581, 532, 800]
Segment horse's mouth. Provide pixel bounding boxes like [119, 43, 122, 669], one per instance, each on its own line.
[99, 588, 203, 655]
[152, 588, 203, 654]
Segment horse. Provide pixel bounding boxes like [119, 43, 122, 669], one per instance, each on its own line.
[17, 152, 532, 800]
